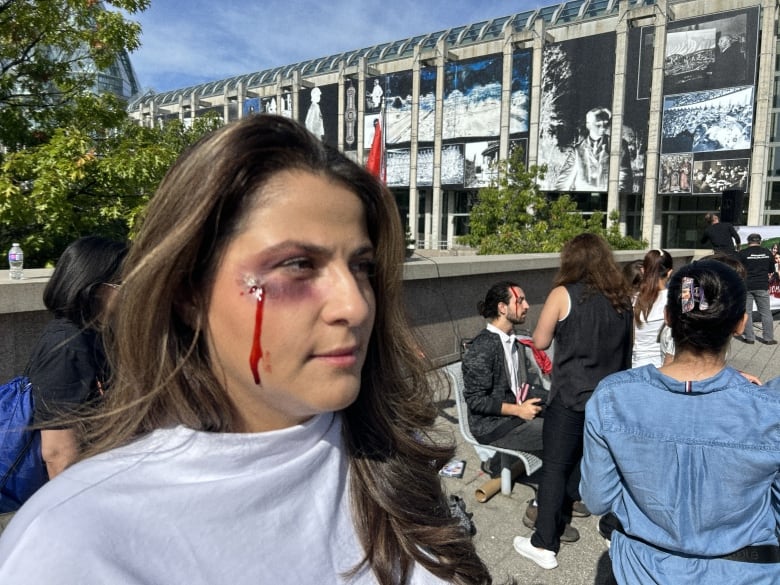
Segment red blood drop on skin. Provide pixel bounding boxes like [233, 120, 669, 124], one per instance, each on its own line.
[249, 290, 264, 385]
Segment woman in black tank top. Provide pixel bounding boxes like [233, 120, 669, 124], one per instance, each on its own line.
[514, 233, 633, 570]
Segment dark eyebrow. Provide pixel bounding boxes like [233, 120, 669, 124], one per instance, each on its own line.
[261, 241, 375, 257]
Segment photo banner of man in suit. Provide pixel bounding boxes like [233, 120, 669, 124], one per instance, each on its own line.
[536, 32, 632, 193]
[664, 7, 759, 95]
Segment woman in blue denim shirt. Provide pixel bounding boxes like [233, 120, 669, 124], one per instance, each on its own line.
[581, 260, 780, 584]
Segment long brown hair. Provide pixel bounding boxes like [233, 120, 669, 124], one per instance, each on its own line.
[553, 233, 631, 313]
[82, 115, 490, 584]
[634, 249, 674, 325]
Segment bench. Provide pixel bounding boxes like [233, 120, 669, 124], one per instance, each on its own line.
[443, 361, 542, 496]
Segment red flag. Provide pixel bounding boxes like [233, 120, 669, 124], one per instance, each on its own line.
[366, 117, 385, 182]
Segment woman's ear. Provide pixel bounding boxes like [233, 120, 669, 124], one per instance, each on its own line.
[733, 312, 749, 336]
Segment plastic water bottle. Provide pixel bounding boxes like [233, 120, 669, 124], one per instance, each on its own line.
[8, 243, 23, 280]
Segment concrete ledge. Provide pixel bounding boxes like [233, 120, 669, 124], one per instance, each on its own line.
[403, 252, 563, 280]
[0, 269, 54, 313]
[0, 251, 698, 380]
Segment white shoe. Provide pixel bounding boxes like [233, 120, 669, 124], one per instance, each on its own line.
[513, 536, 558, 569]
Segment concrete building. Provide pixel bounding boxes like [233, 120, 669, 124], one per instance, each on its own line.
[128, 0, 779, 250]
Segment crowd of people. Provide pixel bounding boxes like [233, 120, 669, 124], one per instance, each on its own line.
[658, 154, 692, 193]
[1, 115, 779, 584]
[461, 220, 779, 581]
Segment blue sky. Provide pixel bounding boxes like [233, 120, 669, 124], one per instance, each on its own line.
[126, 0, 547, 93]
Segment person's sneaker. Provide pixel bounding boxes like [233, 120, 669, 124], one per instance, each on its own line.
[739, 336, 755, 344]
[522, 501, 579, 543]
[760, 338, 778, 345]
[572, 500, 591, 517]
[513, 536, 558, 569]
[560, 524, 579, 543]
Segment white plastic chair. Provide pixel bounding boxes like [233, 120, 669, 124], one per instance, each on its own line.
[444, 361, 542, 496]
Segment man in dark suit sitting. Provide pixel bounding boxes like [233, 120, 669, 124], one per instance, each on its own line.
[462, 281, 545, 457]
[462, 281, 587, 540]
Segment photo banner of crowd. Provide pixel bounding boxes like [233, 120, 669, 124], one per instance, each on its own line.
[659, 6, 759, 195]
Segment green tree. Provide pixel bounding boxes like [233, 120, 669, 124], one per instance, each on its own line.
[459, 147, 646, 254]
[0, 0, 148, 151]
[0, 99, 222, 267]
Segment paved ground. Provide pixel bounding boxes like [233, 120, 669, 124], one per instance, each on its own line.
[433, 317, 780, 585]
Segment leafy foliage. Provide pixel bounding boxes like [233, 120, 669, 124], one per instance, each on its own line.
[0, 0, 149, 151]
[458, 147, 646, 254]
[0, 98, 222, 267]
[0, 1, 227, 267]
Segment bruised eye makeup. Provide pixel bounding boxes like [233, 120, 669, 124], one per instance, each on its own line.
[238, 248, 374, 386]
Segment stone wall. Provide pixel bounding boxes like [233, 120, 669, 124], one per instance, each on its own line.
[0, 251, 696, 380]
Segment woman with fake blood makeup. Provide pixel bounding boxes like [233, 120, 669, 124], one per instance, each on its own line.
[0, 116, 492, 584]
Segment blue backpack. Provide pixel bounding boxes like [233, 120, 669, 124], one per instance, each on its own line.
[0, 376, 47, 513]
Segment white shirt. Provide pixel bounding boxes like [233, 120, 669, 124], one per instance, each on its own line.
[632, 288, 668, 368]
[486, 323, 519, 399]
[0, 413, 448, 585]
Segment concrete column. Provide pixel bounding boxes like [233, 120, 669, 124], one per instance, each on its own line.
[608, 3, 630, 221]
[223, 86, 231, 123]
[410, 48, 422, 246]
[500, 36, 513, 161]
[237, 82, 245, 119]
[640, 1, 669, 248]
[357, 58, 368, 164]
[748, 0, 778, 226]
[527, 19, 545, 168]
[431, 39, 446, 249]
[337, 71, 345, 151]
[148, 100, 157, 128]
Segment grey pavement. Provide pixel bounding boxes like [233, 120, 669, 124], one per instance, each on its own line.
[433, 316, 780, 585]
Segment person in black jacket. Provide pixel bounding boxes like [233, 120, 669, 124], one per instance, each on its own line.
[462, 281, 545, 457]
[737, 233, 777, 344]
[27, 236, 127, 481]
[700, 212, 740, 256]
[462, 281, 585, 542]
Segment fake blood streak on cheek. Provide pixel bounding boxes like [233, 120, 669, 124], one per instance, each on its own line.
[248, 285, 264, 385]
[243, 275, 316, 384]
